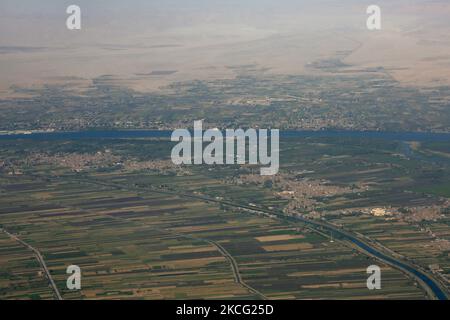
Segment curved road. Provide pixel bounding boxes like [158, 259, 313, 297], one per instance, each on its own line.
[1, 228, 63, 300]
[203, 238, 268, 300]
[68, 177, 450, 300]
[107, 214, 267, 300]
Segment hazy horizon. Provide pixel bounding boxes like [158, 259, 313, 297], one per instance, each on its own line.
[1, 0, 449, 96]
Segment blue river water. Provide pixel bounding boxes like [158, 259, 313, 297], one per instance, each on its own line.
[1, 129, 448, 298]
[284, 215, 448, 300]
[1, 130, 450, 141]
[348, 235, 447, 300]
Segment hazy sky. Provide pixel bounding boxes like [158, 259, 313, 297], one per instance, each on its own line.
[0, 1, 449, 95]
[0, 0, 405, 45]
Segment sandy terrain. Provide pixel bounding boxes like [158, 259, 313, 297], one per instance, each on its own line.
[1, 1, 450, 97]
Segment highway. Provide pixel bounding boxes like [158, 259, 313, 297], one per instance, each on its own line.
[58, 176, 450, 300]
[203, 238, 268, 300]
[107, 214, 268, 300]
[1, 228, 63, 300]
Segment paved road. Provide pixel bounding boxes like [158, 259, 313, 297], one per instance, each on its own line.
[106, 214, 267, 300]
[1, 228, 63, 300]
[64, 176, 450, 300]
[203, 238, 268, 300]
[178, 232, 268, 299]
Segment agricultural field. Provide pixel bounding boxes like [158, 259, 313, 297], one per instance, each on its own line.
[1, 136, 449, 299]
[0, 231, 54, 299]
[1, 0, 450, 304]
[0, 168, 426, 300]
